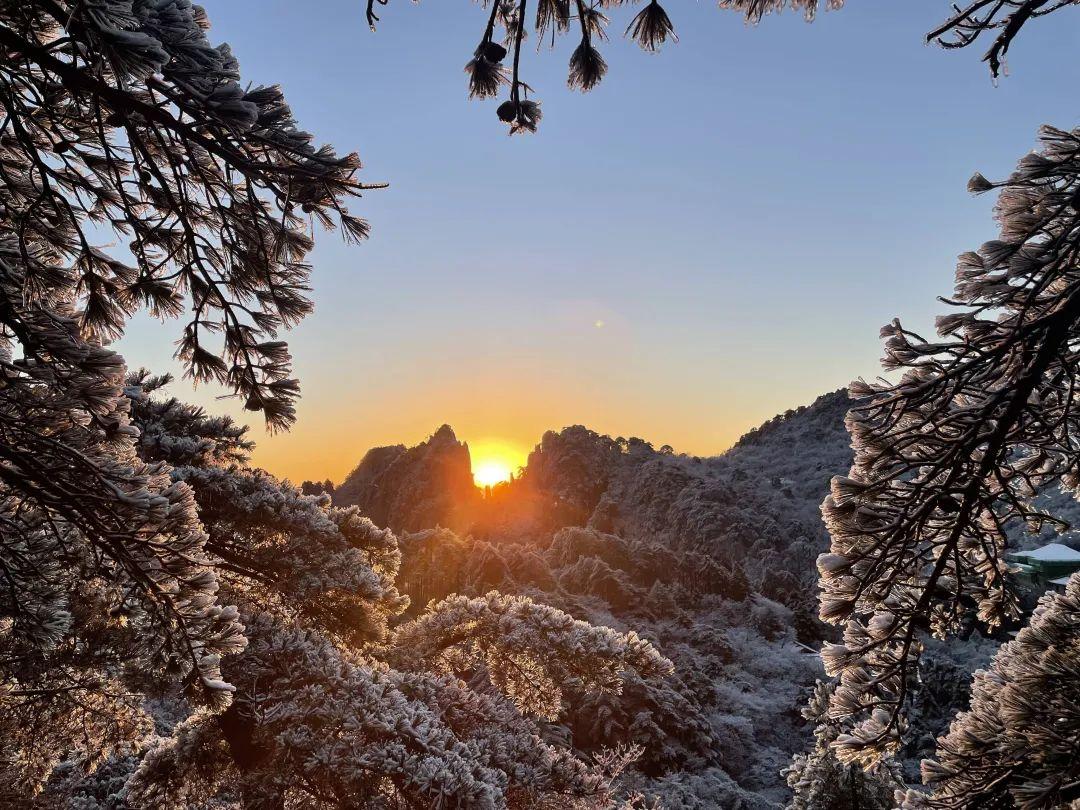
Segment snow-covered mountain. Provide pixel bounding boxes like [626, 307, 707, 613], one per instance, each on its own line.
[327, 389, 1039, 806]
[335, 389, 855, 635]
[329, 391, 860, 807]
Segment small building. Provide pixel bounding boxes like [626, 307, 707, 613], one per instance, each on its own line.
[1050, 576, 1074, 595]
[1007, 543, 1080, 594]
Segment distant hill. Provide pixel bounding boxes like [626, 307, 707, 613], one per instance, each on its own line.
[332, 392, 858, 637]
[324, 391, 864, 807]
[323, 388, 1048, 804]
[337, 389, 852, 544]
[722, 388, 853, 532]
[334, 424, 479, 533]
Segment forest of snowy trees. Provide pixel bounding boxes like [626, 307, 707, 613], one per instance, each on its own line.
[324, 396, 1017, 808]
[7, 0, 1080, 807]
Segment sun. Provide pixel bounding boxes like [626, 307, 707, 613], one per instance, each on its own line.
[473, 459, 513, 488]
[469, 438, 527, 489]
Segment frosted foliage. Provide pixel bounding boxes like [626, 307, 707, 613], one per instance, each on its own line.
[390, 591, 674, 720]
[356, 411, 874, 806]
[122, 711, 236, 808]
[817, 126, 1080, 768]
[123, 613, 648, 808]
[388, 507, 828, 806]
[899, 575, 1080, 808]
[370, 0, 689, 132]
[21, 377, 670, 807]
[0, 252, 244, 794]
[925, 1, 1080, 81]
[131, 374, 408, 642]
[13, 2, 1072, 805]
[332, 380, 1018, 807]
[1, 2, 370, 792]
[265, 616, 643, 806]
[717, 0, 843, 22]
[783, 682, 900, 810]
[1, 1, 373, 431]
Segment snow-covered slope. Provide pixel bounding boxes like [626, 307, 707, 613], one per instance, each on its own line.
[327, 389, 1033, 804]
[326, 392, 863, 806]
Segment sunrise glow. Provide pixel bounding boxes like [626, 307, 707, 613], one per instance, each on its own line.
[470, 438, 528, 488]
[473, 460, 513, 487]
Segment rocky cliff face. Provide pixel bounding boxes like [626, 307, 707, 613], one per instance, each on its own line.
[326, 396, 859, 808]
[333, 391, 856, 635]
[334, 425, 479, 533]
[333, 443, 406, 507]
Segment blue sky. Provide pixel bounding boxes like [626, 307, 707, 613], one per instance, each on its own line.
[118, 0, 1080, 482]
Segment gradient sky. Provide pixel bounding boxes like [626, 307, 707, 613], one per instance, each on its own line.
[117, 0, 1079, 483]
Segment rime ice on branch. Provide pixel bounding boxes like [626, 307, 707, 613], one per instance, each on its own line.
[819, 126, 1080, 777]
[368, 0, 843, 133]
[0, 0, 374, 795]
[1, 0, 379, 431]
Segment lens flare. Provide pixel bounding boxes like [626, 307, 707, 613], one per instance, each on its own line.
[473, 459, 513, 487]
[470, 439, 527, 488]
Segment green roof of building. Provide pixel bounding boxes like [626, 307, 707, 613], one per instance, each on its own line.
[1007, 543, 1080, 563]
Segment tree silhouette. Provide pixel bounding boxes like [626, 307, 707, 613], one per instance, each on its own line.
[369, 0, 841, 133]
[801, 2, 1080, 807]
[368, 1, 1079, 132]
[2, 1, 380, 430]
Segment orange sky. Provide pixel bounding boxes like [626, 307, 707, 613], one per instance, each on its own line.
[120, 347, 846, 485]
[112, 0, 1048, 485]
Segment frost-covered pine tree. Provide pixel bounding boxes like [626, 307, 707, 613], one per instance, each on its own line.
[784, 682, 901, 810]
[2, 1, 375, 429]
[1, 1, 374, 794]
[0, 305, 245, 794]
[34, 374, 674, 807]
[897, 576, 1080, 808]
[818, 112, 1080, 770]
[806, 4, 1080, 807]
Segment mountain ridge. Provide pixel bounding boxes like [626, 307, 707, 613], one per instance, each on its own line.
[323, 390, 860, 807]
[322, 389, 1018, 806]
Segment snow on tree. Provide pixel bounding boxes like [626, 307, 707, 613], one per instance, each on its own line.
[816, 124, 1080, 771]
[11, 0, 1078, 805]
[389, 591, 673, 720]
[32, 376, 673, 807]
[127, 371, 409, 645]
[367, 448, 828, 807]
[365, 0, 844, 133]
[898, 578, 1080, 808]
[923, 0, 1079, 82]
[789, 3, 1080, 804]
[1, 1, 375, 794]
[783, 681, 901, 810]
[2, 1, 376, 430]
[128, 613, 651, 809]
[0, 253, 245, 794]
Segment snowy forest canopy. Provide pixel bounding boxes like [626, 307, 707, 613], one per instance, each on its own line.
[6, 0, 1080, 808]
